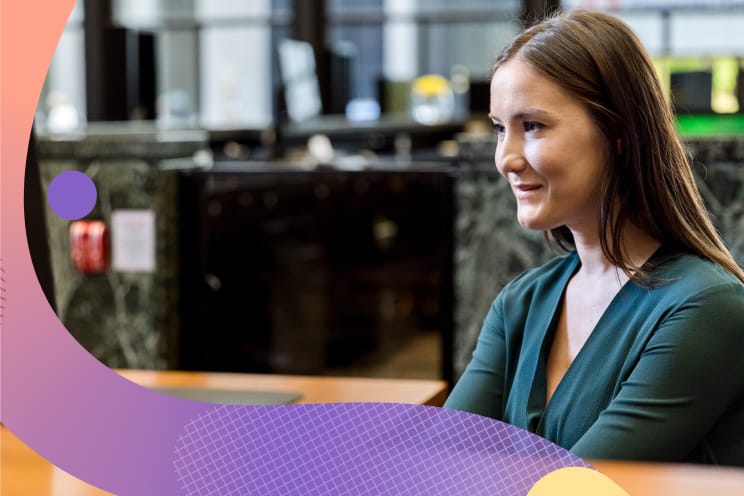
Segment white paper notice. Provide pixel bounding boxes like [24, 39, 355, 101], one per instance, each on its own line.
[111, 209, 156, 272]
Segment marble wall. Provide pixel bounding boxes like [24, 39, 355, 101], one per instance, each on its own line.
[454, 169, 550, 376]
[452, 134, 744, 379]
[34, 125, 744, 380]
[36, 126, 206, 369]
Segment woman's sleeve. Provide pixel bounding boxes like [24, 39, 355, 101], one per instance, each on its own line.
[443, 294, 508, 420]
[570, 284, 744, 463]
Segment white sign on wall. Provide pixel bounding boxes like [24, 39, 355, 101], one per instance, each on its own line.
[111, 209, 157, 273]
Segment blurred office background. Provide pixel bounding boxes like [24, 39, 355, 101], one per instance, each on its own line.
[29, 0, 744, 386]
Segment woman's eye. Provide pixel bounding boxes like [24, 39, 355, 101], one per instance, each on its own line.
[524, 121, 542, 132]
[492, 124, 505, 136]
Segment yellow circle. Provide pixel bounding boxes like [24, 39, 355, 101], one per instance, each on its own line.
[528, 467, 630, 496]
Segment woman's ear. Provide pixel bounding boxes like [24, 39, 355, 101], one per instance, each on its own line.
[616, 138, 622, 154]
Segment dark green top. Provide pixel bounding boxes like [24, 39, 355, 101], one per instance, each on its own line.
[445, 248, 744, 466]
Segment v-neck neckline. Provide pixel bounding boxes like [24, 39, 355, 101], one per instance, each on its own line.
[528, 246, 668, 433]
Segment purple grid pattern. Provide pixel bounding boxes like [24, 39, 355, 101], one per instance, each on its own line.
[173, 403, 591, 495]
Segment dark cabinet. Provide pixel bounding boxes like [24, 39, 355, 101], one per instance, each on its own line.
[178, 164, 455, 382]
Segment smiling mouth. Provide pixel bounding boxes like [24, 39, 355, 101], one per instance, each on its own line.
[513, 184, 542, 199]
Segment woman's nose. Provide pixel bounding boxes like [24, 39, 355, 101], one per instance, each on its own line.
[495, 133, 526, 176]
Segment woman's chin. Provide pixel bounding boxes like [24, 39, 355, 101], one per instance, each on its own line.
[516, 215, 549, 231]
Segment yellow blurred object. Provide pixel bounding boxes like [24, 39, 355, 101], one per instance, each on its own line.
[412, 74, 451, 97]
[410, 74, 455, 125]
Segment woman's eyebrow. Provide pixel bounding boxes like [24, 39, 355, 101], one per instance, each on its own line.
[489, 108, 548, 122]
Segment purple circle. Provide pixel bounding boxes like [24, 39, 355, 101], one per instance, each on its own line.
[47, 170, 97, 220]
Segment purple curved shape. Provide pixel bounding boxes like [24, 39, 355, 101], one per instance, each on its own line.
[173, 403, 591, 495]
[2, 118, 593, 496]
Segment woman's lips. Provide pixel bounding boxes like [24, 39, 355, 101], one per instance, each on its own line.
[513, 183, 542, 200]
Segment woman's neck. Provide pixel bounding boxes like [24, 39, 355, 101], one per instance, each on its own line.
[570, 223, 661, 280]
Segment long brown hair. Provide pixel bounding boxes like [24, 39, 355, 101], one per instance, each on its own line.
[492, 9, 744, 283]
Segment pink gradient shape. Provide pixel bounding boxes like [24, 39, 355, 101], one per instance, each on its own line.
[0, 2, 207, 493]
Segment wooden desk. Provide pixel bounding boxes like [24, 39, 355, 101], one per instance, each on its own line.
[118, 369, 449, 406]
[590, 460, 744, 495]
[4, 371, 743, 495]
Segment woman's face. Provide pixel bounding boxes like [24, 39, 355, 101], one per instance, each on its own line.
[490, 58, 609, 234]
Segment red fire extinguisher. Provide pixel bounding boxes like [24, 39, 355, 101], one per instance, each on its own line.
[69, 220, 109, 273]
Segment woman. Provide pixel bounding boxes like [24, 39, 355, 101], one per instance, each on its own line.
[444, 9, 744, 466]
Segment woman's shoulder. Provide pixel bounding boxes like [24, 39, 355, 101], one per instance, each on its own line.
[650, 250, 744, 292]
[645, 250, 744, 311]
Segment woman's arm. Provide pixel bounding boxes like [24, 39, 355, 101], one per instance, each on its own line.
[444, 295, 509, 420]
[570, 284, 744, 465]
